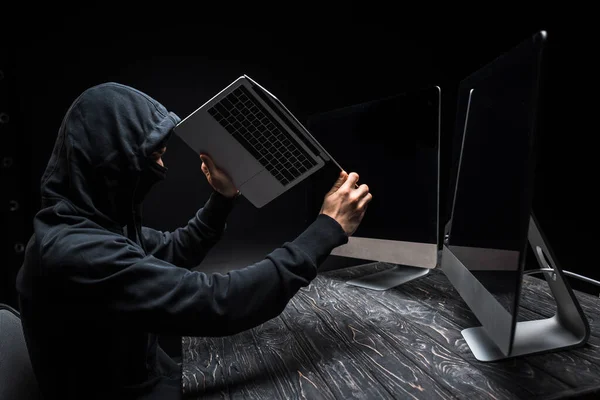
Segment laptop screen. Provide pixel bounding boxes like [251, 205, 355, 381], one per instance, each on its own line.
[306, 86, 440, 244]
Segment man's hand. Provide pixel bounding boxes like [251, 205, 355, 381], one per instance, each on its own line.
[200, 154, 239, 199]
[320, 171, 372, 236]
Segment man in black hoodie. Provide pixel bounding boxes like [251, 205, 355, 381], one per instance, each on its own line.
[16, 82, 372, 399]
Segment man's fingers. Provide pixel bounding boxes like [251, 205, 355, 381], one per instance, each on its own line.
[326, 170, 348, 196]
[358, 192, 373, 209]
[335, 170, 349, 188]
[352, 184, 370, 204]
[199, 154, 217, 172]
[201, 162, 210, 177]
[355, 184, 369, 198]
[340, 172, 359, 191]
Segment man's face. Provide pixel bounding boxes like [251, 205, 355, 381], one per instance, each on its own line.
[152, 147, 167, 167]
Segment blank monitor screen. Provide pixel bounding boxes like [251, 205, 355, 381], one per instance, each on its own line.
[306, 86, 440, 249]
[447, 32, 546, 323]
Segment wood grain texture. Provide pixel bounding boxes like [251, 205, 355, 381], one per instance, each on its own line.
[424, 270, 600, 390]
[525, 274, 600, 313]
[322, 265, 569, 398]
[310, 275, 523, 399]
[182, 331, 281, 399]
[182, 315, 339, 400]
[287, 283, 453, 399]
[248, 316, 338, 400]
[182, 263, 600, 399]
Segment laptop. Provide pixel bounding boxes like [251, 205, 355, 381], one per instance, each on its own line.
[173, 75, 342, 208]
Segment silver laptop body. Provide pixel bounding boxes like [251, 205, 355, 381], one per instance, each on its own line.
[174, 75, 341, 208]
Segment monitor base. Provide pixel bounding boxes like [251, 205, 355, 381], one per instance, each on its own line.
[460, 214, 590, 362]
[346, 264, 430, 291]
[463, 315, 585, 362]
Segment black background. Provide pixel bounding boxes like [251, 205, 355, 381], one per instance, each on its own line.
[1, 11, 595, 313]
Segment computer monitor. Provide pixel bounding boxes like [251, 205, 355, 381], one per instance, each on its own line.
[442, 30, 589, 361]
[305, 86, 441, 290]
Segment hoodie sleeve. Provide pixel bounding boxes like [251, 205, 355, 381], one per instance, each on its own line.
[48, 214, 347, 337]
[141, 191, 236, 269]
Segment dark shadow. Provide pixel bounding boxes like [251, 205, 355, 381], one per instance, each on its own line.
[159, 334, 182, 359]
[318, 254, 375, 273]
[183, 366, 274, 399]
[183, 351, 301, 399]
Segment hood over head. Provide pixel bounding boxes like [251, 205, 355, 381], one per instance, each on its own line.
[40, 82, 180, 233]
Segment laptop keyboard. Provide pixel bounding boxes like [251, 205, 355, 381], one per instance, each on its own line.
[208, 86, 317, 186]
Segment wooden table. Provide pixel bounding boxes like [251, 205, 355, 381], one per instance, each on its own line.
[182, 263, 600, 399]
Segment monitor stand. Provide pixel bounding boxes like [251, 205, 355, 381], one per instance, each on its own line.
[461, 214, 590, 362]
[346, 263, 430, 291]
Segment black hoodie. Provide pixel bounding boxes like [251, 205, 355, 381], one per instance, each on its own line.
[15, 83, 348, 399]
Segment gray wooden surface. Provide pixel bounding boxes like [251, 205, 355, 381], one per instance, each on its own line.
[182, 263, 600, 399]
